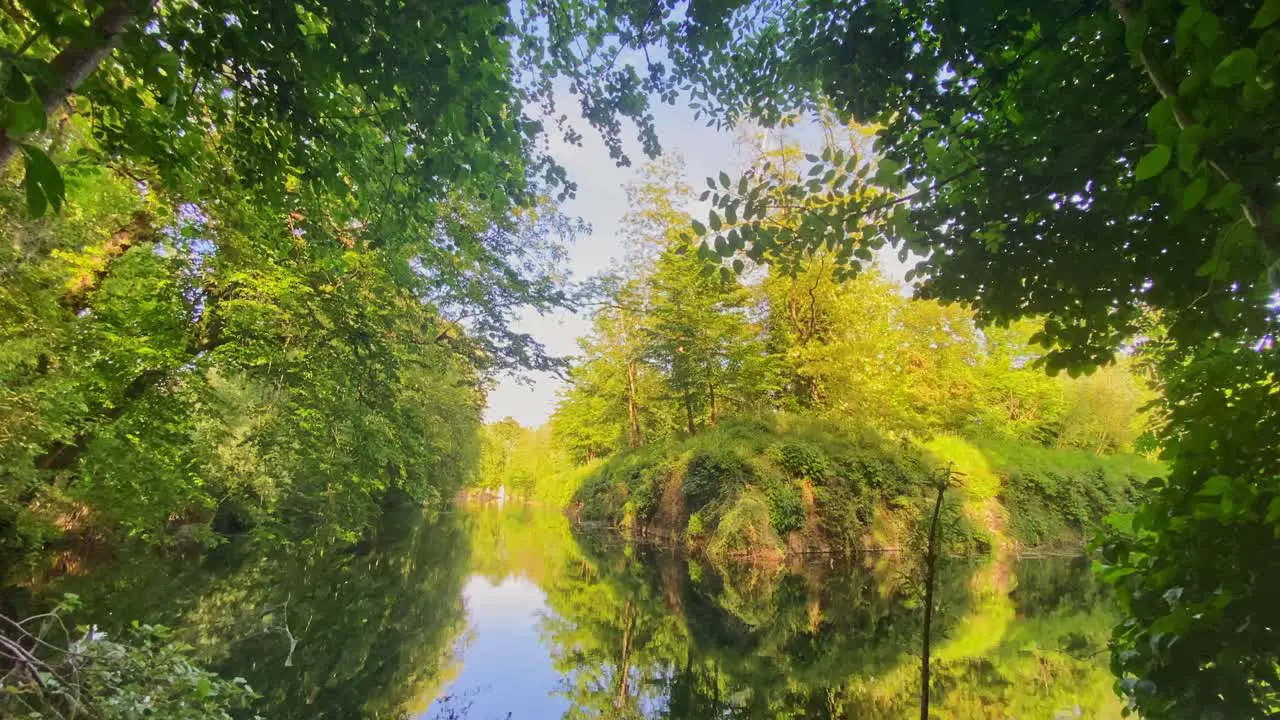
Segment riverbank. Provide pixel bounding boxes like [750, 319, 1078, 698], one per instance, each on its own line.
[569, 415, 1163, 562]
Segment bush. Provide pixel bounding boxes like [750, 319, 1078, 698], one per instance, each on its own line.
[998, 461, 1152, 547]
[762, 477, 805, 536]
[0, 597, 258, 720]
[684, 449, 749, 511]
[779, 441, 830, 481]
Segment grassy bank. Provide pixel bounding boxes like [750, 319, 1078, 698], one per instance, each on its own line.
[570, 415, 1163, 560]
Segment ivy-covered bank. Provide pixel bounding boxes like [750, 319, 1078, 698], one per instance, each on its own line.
[570, 416, 1163, 562]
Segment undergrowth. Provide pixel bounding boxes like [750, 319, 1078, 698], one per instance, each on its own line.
[573, 415, 1165, 558]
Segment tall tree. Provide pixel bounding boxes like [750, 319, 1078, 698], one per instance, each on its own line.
[542, 1, 1278, 713]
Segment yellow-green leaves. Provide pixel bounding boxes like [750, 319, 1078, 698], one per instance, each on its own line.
[1183, 176, 1209, 209]
[1211, 49, 1258, 87]
[1135, 145, 1172, 180]
[2, 69, 46, 137]
[1252, 0, 1280, 29]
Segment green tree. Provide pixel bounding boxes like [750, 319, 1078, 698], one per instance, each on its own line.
[546, 2, 1277, 712]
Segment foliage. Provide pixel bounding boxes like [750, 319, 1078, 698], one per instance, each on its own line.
[707, 489, 783, 559]
[533, 1, 1277, 712]
[551, 157, 778, 461]
[1, 596, 258, 720]
[571, 414, 961, 557]
[5, 503, 471, 719]
[554, 146, 1154, 562]
[1099, 339, 1280, 718]
[0, 0, 613, 552]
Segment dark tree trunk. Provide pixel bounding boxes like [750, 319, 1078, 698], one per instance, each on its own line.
[707, 381, 717, 427]
[920, 475, 948, 720]
[683, 392, 696, 435]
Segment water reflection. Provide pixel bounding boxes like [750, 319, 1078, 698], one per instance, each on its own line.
[3, 504, 471, 719]
[444, 504, 1122, 719]
[3, 503, 1123, 719]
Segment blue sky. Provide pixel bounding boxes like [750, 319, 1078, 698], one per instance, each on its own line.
[483, 97, 800, 427]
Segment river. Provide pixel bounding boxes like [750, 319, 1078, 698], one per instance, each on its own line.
[1, 503, 1124, 718]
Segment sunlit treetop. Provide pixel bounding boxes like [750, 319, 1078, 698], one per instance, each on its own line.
[541, 0, 1279, 372]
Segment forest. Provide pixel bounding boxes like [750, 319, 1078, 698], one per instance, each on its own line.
[477, 149, 1164, 560]
[1, 0, 1278, 718]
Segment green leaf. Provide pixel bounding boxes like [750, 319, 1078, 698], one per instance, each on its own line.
[725, 203, 737, 224]
[1211, 49, 1258, 87]
[1198, 475, 1234, 498]
[1183, 177, 1209, 209]
[1174, 4, 1202, 55]
[691, 219, 707, 235]
[25, 171, 47, 217]
[1177, 125, 1206, 173]
[874, 158, 901, 186]
[1252, 0, 1280, 29]
[1205, 182, 1241, 210]
[732, 258, 744, 274]
[2, 68, 33, 101]
[718, 171, 731, 189]
[709, 211, 722, 231]
[21, 145, 64, 217]
[1147, 98, 1174, 134]
[4, 95, 46, 136]
[1135, 145, 1172, 180]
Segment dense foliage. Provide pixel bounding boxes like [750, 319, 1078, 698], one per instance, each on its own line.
[534, 0, 1280, 714]
[530, 151, 1158, 562]
[1, 595, 257, 720]
[3, 503, 470, 718]
[0, 0, 612, 551]
[4, 0, 1276, 713]
[551, 151, 1156, 460]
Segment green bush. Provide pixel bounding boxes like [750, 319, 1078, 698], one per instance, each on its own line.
[1000, 464, 1149, 547]
[762, 477, 805, 536]
[684, 449, 749, 511]
[0, 597, 258, 720]
[779, 441, 830, 481]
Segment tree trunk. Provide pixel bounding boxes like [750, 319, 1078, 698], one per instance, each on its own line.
[707, 381, 718, 427]
[615, 600, 636, 709]
[63, 211, 156, 312]
[0, 0, 139, 168]
[920, 475, 947, 720]
[683, 392, 696, 435]
[626, 359, 641, 448]
[33, 294, 226, 474]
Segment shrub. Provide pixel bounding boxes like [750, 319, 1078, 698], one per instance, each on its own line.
[684, 449, 749, 511]
[779, 441, 830, 481]
[762, 477, 804, 536]
[686, 510, 706, 539]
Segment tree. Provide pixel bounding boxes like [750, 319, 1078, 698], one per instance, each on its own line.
[1, 0, 615, 550]
[544, 1, 1277, 713]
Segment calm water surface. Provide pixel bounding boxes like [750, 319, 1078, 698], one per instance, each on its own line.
[1, 504, 1124, 719]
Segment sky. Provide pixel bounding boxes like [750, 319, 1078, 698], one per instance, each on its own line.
[483, 96, 824, 427]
